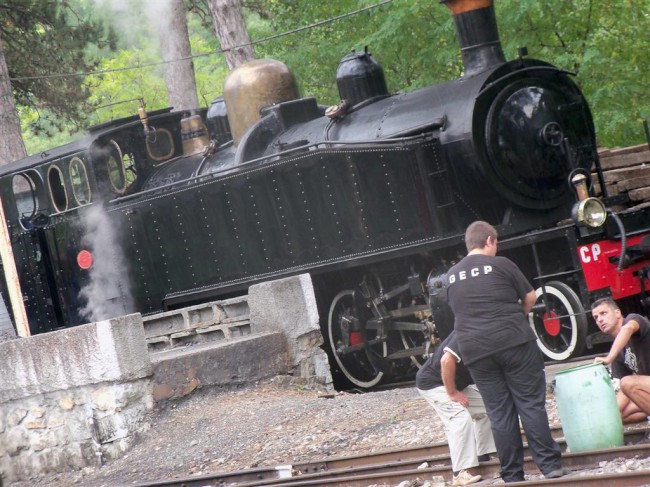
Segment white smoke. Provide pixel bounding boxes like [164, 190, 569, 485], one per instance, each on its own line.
[91, 0, 174, 46]
[78, 204, 134, 322]
[98, 0, 174, 27]
[142, 0, 173, 18]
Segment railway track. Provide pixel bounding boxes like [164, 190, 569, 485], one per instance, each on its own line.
[135, 428, 650, 487]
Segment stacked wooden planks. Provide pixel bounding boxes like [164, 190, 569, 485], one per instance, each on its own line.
[593, 144, 650, 205]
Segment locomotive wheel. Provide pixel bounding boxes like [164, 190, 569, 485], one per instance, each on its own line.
[528, 281, 587, 361]
[328, 289, 384, 388]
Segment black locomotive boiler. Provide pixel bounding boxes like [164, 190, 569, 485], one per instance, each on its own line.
[1, 0, 649, 388]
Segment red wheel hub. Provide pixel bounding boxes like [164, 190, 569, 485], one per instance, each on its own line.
[543, 311, 561, 337]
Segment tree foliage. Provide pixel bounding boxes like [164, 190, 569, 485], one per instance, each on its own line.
[14, 0, 650, 153]
[1, 0, 116, 137]
[495, 0, 649, 145]
[254, 0, 648, 147]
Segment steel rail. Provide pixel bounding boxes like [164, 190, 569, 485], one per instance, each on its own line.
[133, 429, 650, 487]
[136, 464, 650, 487]
[291, 426, 645, 472]
[233, 444, 650, 486]
[243, 469, 650, 487]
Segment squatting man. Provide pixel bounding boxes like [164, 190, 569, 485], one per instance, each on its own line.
[592, 297, 650, 438]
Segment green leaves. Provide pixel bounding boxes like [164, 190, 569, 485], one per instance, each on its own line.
[249, 0, 648, 147]
[496, 0, 649, 146]
[3, 0, 115, 139]
[13, 0, 650, 153]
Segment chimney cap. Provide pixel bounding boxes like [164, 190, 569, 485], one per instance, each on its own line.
[441, 0, 493, 15]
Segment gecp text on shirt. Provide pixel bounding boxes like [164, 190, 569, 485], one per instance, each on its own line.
[448, 265, 493, 284]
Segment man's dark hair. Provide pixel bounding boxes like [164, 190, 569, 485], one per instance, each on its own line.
[465, 221, 497, 252]
[591, 297, 619, 311]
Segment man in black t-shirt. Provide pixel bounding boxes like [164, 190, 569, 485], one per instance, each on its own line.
[445, 221, 568, 482]
[416, 331, 495, 486]
[592, 297, 650, 429]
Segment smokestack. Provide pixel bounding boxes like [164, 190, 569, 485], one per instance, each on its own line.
[442, 0, 506, 77]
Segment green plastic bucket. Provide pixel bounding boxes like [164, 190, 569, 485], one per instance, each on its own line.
[554, 363, 624, 452]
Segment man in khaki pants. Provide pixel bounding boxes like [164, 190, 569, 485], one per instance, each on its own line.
[417, 330, 495, 486]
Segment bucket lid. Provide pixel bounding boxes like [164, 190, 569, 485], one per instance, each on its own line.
[554, 362, 606, 375]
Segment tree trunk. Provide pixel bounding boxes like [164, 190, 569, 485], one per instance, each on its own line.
[156, 0, 200, 112]
[0, 32, 27, 166]
[208, 0, 256, 70]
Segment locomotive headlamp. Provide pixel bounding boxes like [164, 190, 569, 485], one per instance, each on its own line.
[570, 172, 606, 227]
[572, 197, 607, 228]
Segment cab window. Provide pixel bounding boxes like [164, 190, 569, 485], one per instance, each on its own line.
[70, 157, 91, 205]
[146, 128, 175, 162]
[12, 173, 38, 228]
[48, 165, 68, 213]
[105, 139, 137, 194]
[106, 140, 127, 194]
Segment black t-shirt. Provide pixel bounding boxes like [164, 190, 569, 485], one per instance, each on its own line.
[612, 313, 650, 378]
[416, 331, 474, 391]
[446, 254, 536, 365]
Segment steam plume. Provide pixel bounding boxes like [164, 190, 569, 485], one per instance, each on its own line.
[78, 204, 133, 322]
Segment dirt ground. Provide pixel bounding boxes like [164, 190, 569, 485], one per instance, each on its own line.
[11, 371, 650, 487]
[12, 376, 459, 486]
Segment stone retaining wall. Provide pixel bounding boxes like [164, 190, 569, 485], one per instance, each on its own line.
[249, 273, 332, 386]
[0, 274, 332, 483]
[0, 314, 153, 484]
[143, 273, 333, 389]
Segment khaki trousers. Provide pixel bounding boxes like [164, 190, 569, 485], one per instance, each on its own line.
[418, 384, 496, 471]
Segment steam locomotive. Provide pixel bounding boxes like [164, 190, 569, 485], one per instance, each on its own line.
[1, 0, 649, 388]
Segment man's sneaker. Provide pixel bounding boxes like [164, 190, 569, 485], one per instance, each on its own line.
[452, 469, 483, 486]
[545, 467, 572, 479]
